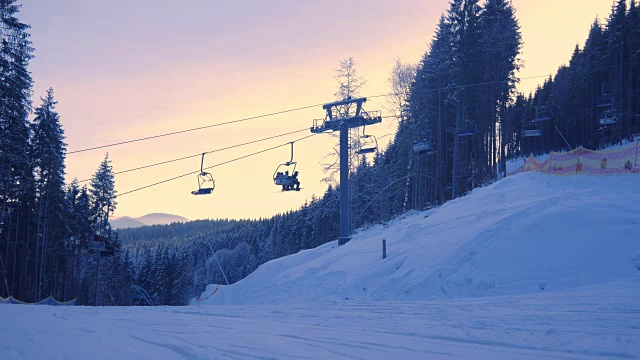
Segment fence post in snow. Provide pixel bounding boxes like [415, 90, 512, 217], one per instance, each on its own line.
[382, 239, 387, 259]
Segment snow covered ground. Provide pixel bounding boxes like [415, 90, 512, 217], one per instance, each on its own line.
[1, 282, 639, 359]
[2, 171, 640, 359]
[198, 172, 640, 305]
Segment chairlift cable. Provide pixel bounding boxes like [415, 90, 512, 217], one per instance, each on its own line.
[64, 72, 592, 156]
[74, 127, 309, 183]
[366, 74, 553, 100]
[64, 62, 636, 158]
[117, 133, 317, 198]
[67, 104, 324, 154]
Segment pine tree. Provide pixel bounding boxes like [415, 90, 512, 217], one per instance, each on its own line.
[0, 0, 34, 301]
[87, 155, 118, 306]
[90, 154, 117, 238]
[479, 0, 522, 177]
[449, 0, 482, 199]
[606, 0, 628, 137]
[627, 0, 640, 128]
[31, 88, 67, 300]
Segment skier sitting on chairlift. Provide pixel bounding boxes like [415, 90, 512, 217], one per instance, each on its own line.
[292, 171, 300, 191]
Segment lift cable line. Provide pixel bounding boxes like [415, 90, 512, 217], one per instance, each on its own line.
[74, 128, 310, 183]
[65, 61, 638, 156]
[366, 73, 555, 101]
[67, 104, 325, 154]
[71, 116, 397, 185]
[65, 73, 563, 156]
[116, 133, 317, 198]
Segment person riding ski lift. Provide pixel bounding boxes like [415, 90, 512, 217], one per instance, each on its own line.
[292, 171, 300, 191]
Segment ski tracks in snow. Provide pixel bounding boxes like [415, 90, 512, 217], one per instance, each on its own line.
[2, 281, 639, 359]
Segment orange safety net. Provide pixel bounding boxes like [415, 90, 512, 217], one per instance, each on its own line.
[510, 142, 640, 176]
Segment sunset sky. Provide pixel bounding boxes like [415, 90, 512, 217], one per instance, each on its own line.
[20, 0, 615, 221]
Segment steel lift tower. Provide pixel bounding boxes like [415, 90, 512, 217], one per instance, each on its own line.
[311, 97, 382, 245]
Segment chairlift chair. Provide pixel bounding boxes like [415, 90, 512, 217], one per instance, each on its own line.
[101, 238, 115, 257]
[412, 140, 433, 154]
[533, 115, 552, 122]
[412, 130, 434, 154]
[523, 121, 542, 137]
[457, 121, 476, 137]
[273, 142, 301, 192]
[191, 153, 215, 195]
[89, 235, 114, 256]
[525, 107, 551, 137]
[596, 94, 613, 108]
[599, 116, 618, 126]
[90, 235, 105, 252]
[356, 126, 378, 154]
[532, 106, 552, 122]
[599, 108, 619, 127]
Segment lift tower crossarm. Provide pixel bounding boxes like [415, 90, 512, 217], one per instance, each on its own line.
[311, 97, 382, 134]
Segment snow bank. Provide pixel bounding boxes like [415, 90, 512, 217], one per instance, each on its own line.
[197, 172, 640, 305]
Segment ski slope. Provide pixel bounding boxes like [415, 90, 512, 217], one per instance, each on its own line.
[2, 283, 639, 359]
[1, 171, 639, 359]
[197, 172, 640, 305]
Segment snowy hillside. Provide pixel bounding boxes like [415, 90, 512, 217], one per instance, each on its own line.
[197, 171, 640, 305]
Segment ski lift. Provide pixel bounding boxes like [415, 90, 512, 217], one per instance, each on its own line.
[412, 140, 433, 154]
[532, 106, 552, 122]
[596, 93, 613, 108]
[89, 235, 114, 257]
[191, 153, 215, 195]
[599, 116, 618, 126]
[525, 107, 551, 137]
[90, 235, 105, 252]
[457, 121, 475, 137]
[357, 126, 378, 154]
[273, 142, 301, 192]
[599, 108, 619, 127]
[523, 121, 542, 137]
[412, 130, 433, 154]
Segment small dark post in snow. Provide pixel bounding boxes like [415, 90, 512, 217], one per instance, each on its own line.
[382, 239, 387, 259]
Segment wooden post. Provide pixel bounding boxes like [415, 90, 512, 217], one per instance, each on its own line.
[382, 239, 387, 259]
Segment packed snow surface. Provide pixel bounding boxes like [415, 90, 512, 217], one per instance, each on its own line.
[2, 172, 639, 359]
[2, 283, 639, 359]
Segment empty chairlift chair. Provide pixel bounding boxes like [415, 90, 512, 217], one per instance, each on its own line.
[523, 121, 542, 137]
[599, 115, 619, 127]
[457, 121, 476, 137]
[191, 153, 215, 195]
[412, 139, 433, 154]
[525, 106, 551, 137]
[596, 93, 613, 109]
[599, 107, 619, 127]
[532, 106, 552, 123]
[357, 127, 378, 154]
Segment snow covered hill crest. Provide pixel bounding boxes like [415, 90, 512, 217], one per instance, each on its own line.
[196, 172, 640, 305]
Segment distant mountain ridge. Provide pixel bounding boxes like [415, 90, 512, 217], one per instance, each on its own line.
[111, 213, 188, 229]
